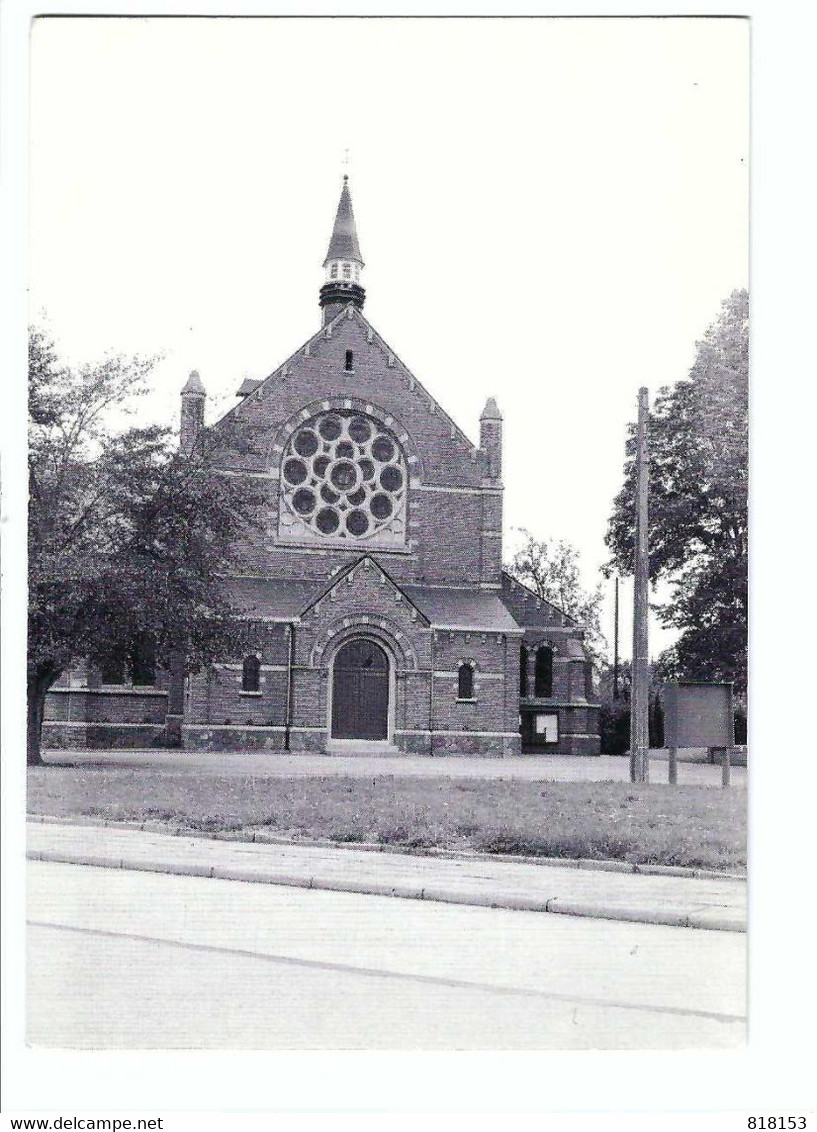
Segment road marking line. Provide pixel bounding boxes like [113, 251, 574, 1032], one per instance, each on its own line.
[28, 919, 746, 1026]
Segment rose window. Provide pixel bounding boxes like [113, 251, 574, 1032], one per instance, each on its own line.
[278, 411, 408, 546]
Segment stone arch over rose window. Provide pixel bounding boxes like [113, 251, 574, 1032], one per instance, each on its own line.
[278, 409, 408, 547]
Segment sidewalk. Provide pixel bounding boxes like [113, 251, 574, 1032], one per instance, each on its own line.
[27, 820, 747, 933]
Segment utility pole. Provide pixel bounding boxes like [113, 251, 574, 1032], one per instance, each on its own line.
[613, 576, 620, 701]
[630, 387, 650, 784]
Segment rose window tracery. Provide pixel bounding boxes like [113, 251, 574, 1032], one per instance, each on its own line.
[278, 411, 408, 546]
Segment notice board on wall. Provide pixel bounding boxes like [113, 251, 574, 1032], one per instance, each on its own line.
[662, 682, 734, 749]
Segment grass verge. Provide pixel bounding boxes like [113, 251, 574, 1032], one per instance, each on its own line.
[27, 768, 746, 872]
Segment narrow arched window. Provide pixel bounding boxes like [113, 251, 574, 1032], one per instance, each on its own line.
[534, 647, 553, 698]
[242, 655, 261, 693]
[345, 350, 354, 371]
[330, 263, 338, 279]
[458, 663, 474, 700]
[519, 646, 528, 697]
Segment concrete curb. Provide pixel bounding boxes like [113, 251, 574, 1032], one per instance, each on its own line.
[27, 847, 747, 933]
[26, 813, 747, 883]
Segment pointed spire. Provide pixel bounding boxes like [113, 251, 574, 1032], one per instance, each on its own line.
[319, 176, 366, 326]
[182, 369, 205, 396]
[323, 176, 364, 267]
[480, 396, 502, 421]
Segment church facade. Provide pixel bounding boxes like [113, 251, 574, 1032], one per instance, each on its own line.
[44, 179, 600, 756]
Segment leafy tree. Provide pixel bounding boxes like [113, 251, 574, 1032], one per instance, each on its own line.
[594, 660, 666, 754]
[605, 289, 748, 694]
[506, 529, 607, 664]
[27, 326, 262, 765]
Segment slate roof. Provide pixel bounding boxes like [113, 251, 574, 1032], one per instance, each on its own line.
[499, 570, 578, 628]
[323, 177, 364, 266]
[222, 576, 322, 621]
[221, 570, 523, 634]
[403, 586, 522, 634]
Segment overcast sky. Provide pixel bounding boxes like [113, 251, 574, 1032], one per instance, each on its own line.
[29, 16, 749, 659]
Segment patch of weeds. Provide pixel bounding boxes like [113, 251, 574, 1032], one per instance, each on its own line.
[141, 807, 178, 822]
[330, 829, 366, 843]
[187, 816, 245, 833]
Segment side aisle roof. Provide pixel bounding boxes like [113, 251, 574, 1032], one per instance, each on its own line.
[499, 571, 582, 632]
[222, 564, 522, 635]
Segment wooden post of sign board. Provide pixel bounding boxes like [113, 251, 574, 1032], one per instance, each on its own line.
[721, 747, 731, 788]
[668, 746, 678, 785]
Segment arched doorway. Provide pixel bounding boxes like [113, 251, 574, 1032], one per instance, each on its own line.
[331, 638, 390, 741]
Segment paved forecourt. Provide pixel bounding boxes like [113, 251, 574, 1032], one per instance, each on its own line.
[40, 748, 746, 786]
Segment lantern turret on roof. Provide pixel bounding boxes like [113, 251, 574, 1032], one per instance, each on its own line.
[319, 175, 366, 325]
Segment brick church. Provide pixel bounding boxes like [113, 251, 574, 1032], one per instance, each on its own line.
[45, 178, 600, 756]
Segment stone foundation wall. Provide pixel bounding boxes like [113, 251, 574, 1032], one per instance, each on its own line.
[42, 722, 168, 750]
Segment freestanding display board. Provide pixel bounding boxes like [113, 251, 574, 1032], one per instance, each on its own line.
[663, 682, 735, 749]
[662, 681, 735, 786]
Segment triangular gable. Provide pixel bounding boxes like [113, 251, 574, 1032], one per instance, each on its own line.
[299, 555, 431, 626]
[210, 303, 478, 456]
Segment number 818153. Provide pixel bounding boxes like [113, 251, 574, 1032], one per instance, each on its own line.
[748, 1119, 807, 1129]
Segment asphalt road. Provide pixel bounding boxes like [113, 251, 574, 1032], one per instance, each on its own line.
[27, 861, 746, 1050]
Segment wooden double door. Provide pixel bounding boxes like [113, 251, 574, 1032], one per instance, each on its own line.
[331, 638, 390, 741]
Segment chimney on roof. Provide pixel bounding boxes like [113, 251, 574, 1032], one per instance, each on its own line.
[319, 175, 366, 327]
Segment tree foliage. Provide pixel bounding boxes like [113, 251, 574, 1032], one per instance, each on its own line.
[506, 529, 607, 664]
[27, 325, 263, 764]
[605, 290, 748, 694]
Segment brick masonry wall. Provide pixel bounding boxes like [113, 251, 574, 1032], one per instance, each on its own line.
[45, 688, 169, 724]
[182, 564, 525, 754]
[501, 573, 600, 755]
[186, 622, 290, 727]
[45, 304, 598, 757]
[210, 309, 496, 586]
